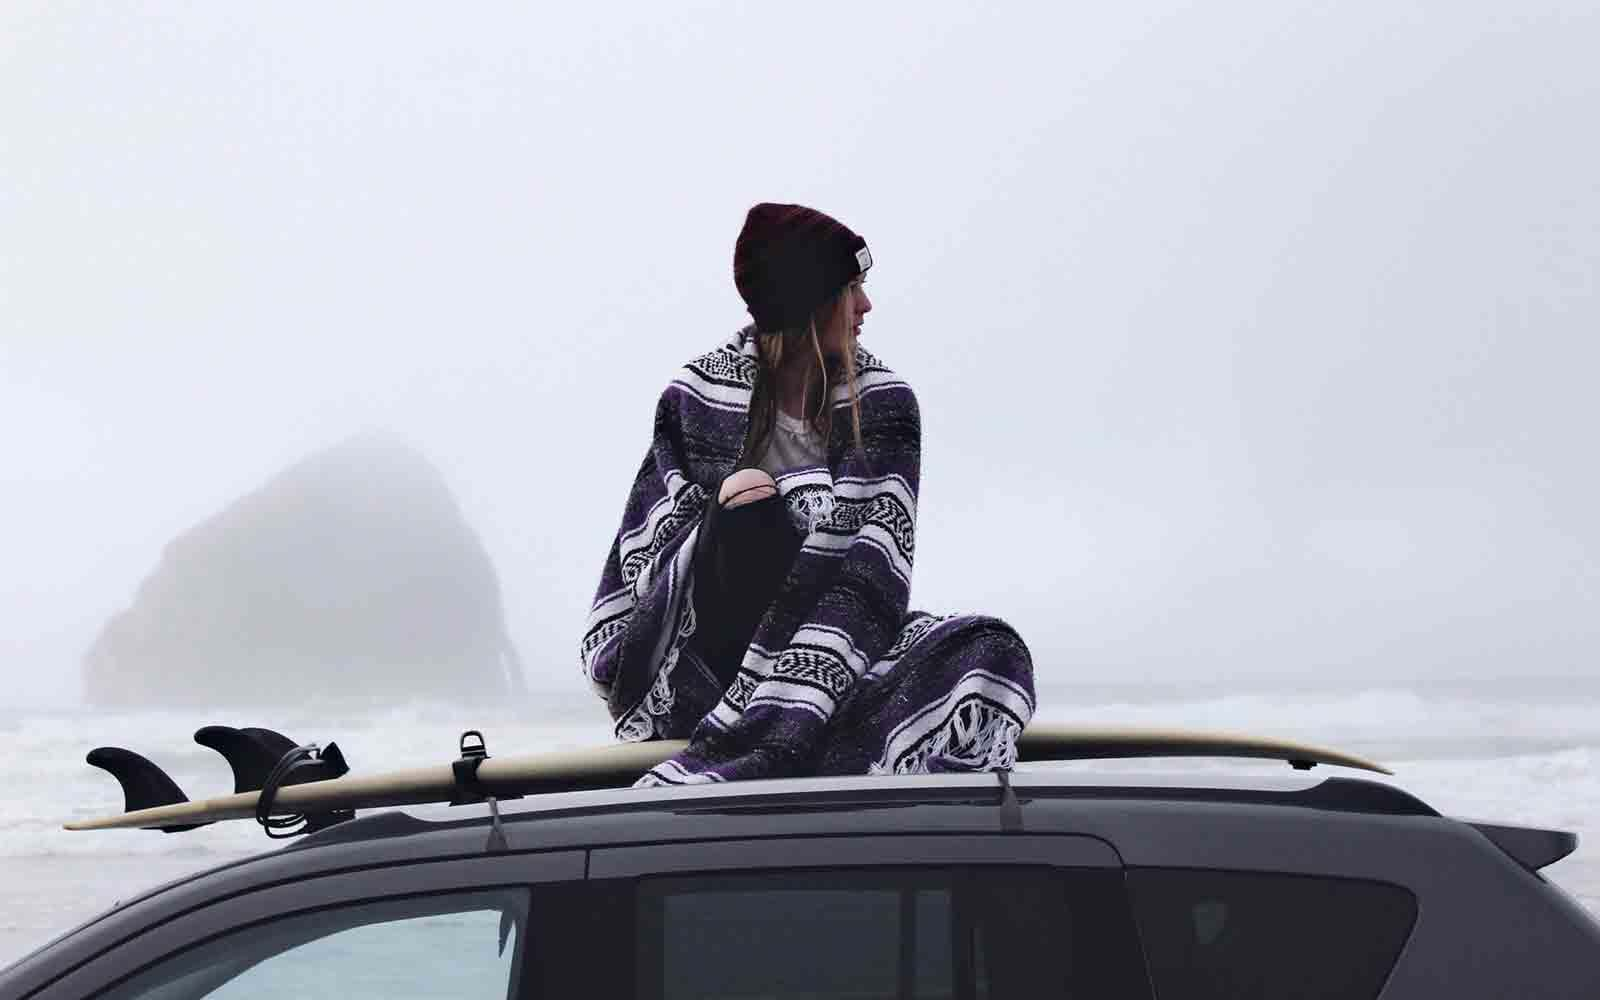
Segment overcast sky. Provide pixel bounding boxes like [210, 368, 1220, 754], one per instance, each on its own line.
[3, 2, 1596, 706]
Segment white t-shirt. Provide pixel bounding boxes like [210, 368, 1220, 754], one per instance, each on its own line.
[756, 410, 827, 478]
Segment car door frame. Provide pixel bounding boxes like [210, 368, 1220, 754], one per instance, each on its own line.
[587, 832, 1149, 1000]
[29, 850, 584, 1000]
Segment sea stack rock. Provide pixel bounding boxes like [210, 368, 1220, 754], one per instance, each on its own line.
[84, 434, 525, 706]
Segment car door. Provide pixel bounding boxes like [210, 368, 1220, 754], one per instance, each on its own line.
[28, 851, 582, 1000]
[576, 833, 1155, 1000]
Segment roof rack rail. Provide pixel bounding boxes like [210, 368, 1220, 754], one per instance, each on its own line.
[1013, 776, 1438, 817]
[1015, 725, 1390, 774]
[66, 724, 1388, 837]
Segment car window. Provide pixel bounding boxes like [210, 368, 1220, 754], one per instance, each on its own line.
[633, 866, 1149, 1000]
[102, 888, 528, 1000]
[1127, 869, 1417, 1000]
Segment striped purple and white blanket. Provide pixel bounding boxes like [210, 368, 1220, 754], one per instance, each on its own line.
[581, 329, 1034, 784]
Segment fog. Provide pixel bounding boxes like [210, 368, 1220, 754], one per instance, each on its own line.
[4, 2, 1596, 707]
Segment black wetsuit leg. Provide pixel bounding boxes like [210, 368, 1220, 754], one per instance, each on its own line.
[691, 493, 802, 689]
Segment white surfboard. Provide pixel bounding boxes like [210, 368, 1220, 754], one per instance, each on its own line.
[64, 725, 1388, 833]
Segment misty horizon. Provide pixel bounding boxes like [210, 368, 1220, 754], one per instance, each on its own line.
[4, 3, 1596, 708]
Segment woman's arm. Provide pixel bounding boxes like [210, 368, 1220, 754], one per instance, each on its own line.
[579, 387, 709, 720]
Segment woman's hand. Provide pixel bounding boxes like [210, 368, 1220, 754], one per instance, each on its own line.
[718, 469, 778, 509]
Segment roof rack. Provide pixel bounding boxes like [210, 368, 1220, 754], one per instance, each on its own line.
[1016, 725, 1389, 774]
[65, 723, 1388, 837]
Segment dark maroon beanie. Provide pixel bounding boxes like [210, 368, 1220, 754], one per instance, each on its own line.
[733, 203, 872, 333]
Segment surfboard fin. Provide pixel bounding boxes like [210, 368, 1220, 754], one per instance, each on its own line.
[85, 747, 209, 833]
[195, 725, 302, 793]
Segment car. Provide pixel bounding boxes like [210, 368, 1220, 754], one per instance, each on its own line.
[3, 729, 1598, 999]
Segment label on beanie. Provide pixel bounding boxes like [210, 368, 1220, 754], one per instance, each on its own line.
[856, 246, 873, 273]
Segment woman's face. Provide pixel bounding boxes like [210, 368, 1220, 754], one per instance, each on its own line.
[818, 278, 872, 359]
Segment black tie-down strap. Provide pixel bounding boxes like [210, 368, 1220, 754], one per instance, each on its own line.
[451, 730, 521, 853]
[254, 742, 352, 839]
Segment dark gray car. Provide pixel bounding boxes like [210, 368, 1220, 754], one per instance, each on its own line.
[4, 768, 1598, 999]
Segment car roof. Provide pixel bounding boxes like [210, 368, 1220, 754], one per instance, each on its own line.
[0, 767, 1508, 996]
[16, 767, 1597, 1000]
[55, 768, 1438, 911]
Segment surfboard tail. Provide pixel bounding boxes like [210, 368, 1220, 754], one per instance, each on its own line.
[80, 725, 355, 837]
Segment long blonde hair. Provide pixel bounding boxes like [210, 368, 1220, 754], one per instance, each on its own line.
[742, 288, 865, 466]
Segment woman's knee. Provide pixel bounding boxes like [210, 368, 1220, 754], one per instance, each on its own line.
[719, 469, 778, 509]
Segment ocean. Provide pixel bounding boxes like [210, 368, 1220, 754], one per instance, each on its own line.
[3, 682, 1597, 968]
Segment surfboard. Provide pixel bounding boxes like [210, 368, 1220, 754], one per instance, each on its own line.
[64, 725, 1388, 833]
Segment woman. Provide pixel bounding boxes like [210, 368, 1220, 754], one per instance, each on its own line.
[581, 203, 1035, 784]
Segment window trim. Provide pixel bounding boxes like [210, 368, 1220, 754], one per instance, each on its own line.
[590, 833, 1121, 878]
